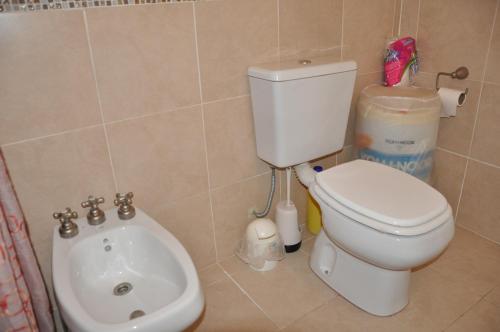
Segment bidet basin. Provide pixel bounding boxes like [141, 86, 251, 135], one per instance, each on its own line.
[52, 207, 204, 332]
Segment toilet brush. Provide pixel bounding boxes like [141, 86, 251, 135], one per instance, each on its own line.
[276, 167, 301, 252]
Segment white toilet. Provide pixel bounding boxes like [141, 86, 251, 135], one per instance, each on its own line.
[248, 57, 454, 316]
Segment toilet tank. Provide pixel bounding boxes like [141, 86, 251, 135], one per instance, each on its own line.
[248, 57, 357, 168]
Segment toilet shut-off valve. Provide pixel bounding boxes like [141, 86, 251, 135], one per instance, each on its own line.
[114, 192, 136, 220]
[53, 208, 79, 239]
[81, 196, 106, 225]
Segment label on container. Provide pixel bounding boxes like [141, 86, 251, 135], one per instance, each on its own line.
[359, 148, 434, 182]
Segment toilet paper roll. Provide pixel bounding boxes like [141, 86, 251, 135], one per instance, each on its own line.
[438, 87, 467, 118]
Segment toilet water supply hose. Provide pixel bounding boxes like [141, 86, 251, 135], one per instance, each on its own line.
[253, 162, 315, 218]
[253, 167, 276, 218]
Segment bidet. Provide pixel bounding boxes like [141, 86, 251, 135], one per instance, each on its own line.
[52, 206, 204, 332]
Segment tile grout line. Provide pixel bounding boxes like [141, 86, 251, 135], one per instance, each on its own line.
[340, 0, 344, 60]
[277, 298, 335, 331]
[397, 0, 403, 37]
[442, 286, 496, 331]
[455, 224, 500, 246]
[276, 0, 280, 59]
[415, 0, 421, 40]
[455, 0, 500, 223]
[0, 98, 251, 149]
[83, 9, 118, 192]
[391, 0, 398, 37]
[453, 158, 469, 222]
[202, 94, 250, 106]
[436, 146, 500, 171]
[216, 262, 280, 330]
[192, 2, 219, 263]
[210, 170, 272, 193]
[0, 123, 103, 148]
[465, 0, 499, 158]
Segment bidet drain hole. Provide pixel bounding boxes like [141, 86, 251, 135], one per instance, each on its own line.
[129, 310, 145, 320]
[113, 282, 132, 296]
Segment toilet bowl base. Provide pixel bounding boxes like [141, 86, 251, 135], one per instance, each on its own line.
[310, 230, 410, 316]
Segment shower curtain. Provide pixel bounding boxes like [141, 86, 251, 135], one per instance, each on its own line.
[0, 151, 54, 332]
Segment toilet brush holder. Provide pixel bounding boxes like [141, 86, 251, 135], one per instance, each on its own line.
[276, 200, 301, 252]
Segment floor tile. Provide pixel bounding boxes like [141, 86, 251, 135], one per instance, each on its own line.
[198, 264, 227, 289]
[428, 227, 500, 296]
[445, 299, 500, 332]
[281, 296, 405, 332]
[485, 286, 500, 307]
[220, 250, 336, 328]
[283, 267, 485, 332]
[300, 236, 316, 255]
[187, 278, 277, 332]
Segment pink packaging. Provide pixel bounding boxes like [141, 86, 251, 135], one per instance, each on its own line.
[384, 37, 418, 87]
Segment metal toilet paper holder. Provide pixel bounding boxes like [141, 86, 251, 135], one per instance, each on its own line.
[435, 66, 469, 104]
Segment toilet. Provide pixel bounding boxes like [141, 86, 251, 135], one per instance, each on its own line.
[248, 57, 454, 316]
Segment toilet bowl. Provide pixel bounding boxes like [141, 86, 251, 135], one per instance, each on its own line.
[247, 57, 455, 317]
[309, 159, 454, 316]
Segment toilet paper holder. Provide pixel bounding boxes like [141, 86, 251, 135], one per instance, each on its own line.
[435, 66, 469, 103]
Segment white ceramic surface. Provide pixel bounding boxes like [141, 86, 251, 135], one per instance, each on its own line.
[248, 57, 357, 168]
[52, 208, 204, 332]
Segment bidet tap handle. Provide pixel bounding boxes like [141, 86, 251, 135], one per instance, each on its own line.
[53, 208, 79, 238]
[114, 192, 133, 206]
[81, 195, 105, 209]
[81, 195, 106, 225]
[114, 192, 135, 220]
[53, 208, 78, 222]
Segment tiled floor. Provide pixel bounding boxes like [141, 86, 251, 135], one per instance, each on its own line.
[187, 227, 500, 332]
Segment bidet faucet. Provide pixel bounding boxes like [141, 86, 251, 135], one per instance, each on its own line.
[53, 208, 79, 239]
[114, 192, 136, 220]
[81, 195, 106, 225]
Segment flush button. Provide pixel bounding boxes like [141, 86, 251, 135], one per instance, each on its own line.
[299, 59, 312, 65]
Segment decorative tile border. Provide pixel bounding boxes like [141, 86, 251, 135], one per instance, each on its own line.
[0, 0, 196, 13]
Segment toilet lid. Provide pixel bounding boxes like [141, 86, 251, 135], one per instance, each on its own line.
[316, 160, 449, 228]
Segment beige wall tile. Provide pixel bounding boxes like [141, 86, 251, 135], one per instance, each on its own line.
[471, 83, 500, 166]
[220, 252, 336, 329]
[86, 4, 200, 122]
[458, 160, 500, 243]
[186, 278, 277, 332]
[106, 106, 208, 205]
[348, 72, 384, 146]
[337, 145, 354, 165]
[485, 8, 500, 84]
[0, 11, 100, 145]
[195, 0, 279, 102]
[279, 0, 342, 60]
[211, 173, 275, 260]
[2, 126, 116, 284]
[415, 73, 481, 156]
[145, 193, 216, 269]
[399, 0, 420, 38]
[342, 0, 395, 74]
[417, 0, 497, 80]
[393, 0, 402, 37]
[432, 149, 467, 214]
[204, 96, 268, 189]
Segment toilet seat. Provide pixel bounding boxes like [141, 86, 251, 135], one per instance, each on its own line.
[314, 160, 452, 236]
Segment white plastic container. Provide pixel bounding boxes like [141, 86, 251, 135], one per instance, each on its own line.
[355, 85, 441, 183]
